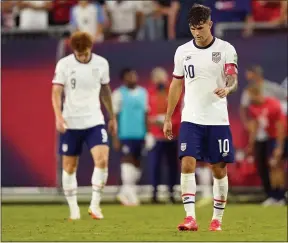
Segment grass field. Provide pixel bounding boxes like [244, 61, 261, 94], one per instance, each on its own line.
[2, 204, 287, 241]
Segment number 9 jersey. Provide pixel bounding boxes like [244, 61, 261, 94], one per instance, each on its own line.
[173, 37, 238, 125]
[52, 53, 110, 129]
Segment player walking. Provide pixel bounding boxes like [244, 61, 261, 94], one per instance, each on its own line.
[163, 4, 238, 231]
[52, 31, 117, 220]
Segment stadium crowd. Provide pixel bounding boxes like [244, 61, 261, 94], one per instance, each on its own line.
[1, 0, 287, 41]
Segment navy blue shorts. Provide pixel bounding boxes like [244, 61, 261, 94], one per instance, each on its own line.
[178, 122, 235, 163]
[59, 125, 108, 156]
[120, 139, 145, 159]
[267, 138, 288, 159]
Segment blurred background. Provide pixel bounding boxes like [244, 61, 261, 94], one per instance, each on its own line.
[1, 0, 287, 204]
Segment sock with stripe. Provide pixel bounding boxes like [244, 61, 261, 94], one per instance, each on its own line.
[90, 167, 108, 210]
[212, 175, 228, 222]
[181, 173, 196, 218]
[62, 170, 78, 211]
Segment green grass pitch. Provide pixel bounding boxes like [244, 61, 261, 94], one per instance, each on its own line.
[2, 204, 287, 241]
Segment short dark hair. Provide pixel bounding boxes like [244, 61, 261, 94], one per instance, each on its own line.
[188, 4, 211, 27]
[120, 68, 133, 80]
[70, 31, 93, 52]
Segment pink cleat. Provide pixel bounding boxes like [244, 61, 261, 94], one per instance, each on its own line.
[178, 216, 198, 231]
[209, 219, 222, 231]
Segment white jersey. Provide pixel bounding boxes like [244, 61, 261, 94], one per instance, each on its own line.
[173, 37, 238, 125]
[52, 53, 110, 129]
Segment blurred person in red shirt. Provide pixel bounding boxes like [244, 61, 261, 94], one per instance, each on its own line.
[246, 82, 287, 206]
[243, 0, 287, 37]
[50, 0, 77, 26]
[147, 67, 181, 203]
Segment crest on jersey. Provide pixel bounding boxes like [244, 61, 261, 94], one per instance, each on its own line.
[180, 143, 187, 151]
[62, 144, 68, 152]
[212, 52, 221, 63]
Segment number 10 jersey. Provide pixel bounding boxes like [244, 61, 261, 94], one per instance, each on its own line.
[173, 37, 238, 125]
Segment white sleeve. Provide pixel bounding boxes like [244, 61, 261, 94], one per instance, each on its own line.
[135, 1, 144, 12]
[225, 43, 238, 67]
[112, 89, 122, 114]
[101, 59, 110, 84]
[52, 60, 66, 86]
[172, 47, 184, 78]
[240, 90, 250, 107]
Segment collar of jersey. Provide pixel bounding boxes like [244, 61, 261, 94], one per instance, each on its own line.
[74, 54, 93, 64]
[193, 37, 216, 49]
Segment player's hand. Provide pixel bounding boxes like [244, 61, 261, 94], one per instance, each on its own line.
[163, 119, 173, 140]
[56, 116, 67, 134]
[214, 87, 230, 98]
[108, 117, 118, 137]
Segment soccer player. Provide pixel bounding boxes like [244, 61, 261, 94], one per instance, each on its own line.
[246, 83, 287, 206]
[51, 31, 117, 220]
[112, 68, 148, 206]
[163, 4, 238, 231]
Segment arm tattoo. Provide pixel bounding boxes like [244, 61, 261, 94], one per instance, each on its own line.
[226, 74, 238, 94]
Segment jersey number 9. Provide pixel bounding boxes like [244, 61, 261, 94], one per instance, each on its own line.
[71, 78, 76, 89]
[184, 65, 195, 79]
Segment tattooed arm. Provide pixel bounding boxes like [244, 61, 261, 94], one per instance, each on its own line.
[214, 64, 238, 98]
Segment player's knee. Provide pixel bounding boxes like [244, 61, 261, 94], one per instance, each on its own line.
[63, 160, 77, 174]
[181, 156, 196, 173]
[94, 155, 108, 168]
[211, 163, 227, 179]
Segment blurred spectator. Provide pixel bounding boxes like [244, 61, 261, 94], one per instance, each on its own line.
[243, 0, 288, 37]
[105, 1, 144, 41]
[168, 0, 204, 40]
[246, 83, 287, 206]
[1, 1, 17, 29]
[50, 0, 77, 26]
[239, 65, 287, 204]
[147, 67, 181, 203]
[70, 0, 105, 43]
[138, 1, 171, 41]
[155, 0, 173, 39]
[17, 1, 52, 30]
[137, 1, 162, 41]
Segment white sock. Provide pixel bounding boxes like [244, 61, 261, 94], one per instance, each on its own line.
[62, 170, 78, 210]
[90, 167, 108, 209]
[212, 175, 228, 222]
[198, 167, 212, 198]
[181, 173, 196, 218]
[120, 163, 139, 203]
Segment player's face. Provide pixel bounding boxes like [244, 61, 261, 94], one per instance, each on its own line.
[152, 71, 167, 86]
[248, 91, 262, 104]
[74, 49, 91, 63]
[190, 20, 212, 42]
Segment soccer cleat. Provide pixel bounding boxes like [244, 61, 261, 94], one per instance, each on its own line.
[261, 197, 278, 207]
[178, 216, 198, 231]
[88, 207, 104, 219]
[68, 207, 80, 221]
[117, 193, 139, 206]
[209, 219, 222, 231]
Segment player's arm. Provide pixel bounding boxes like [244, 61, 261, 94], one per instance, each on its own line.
[100, 84, 115, 120]
[246, 119, 258, 155]
[166, 78, 183, 121]
[51, 61, 67, 133]
[225, 64, 238, 94]
[111, 89, 121, 151]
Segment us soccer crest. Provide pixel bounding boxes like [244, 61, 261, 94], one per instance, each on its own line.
[212, 52, 221, 63]
[180, 143, 187, 151]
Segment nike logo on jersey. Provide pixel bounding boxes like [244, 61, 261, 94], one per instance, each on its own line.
[185, 56, 191, 61]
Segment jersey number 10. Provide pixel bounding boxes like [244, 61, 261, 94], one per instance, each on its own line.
[184, 65, 195, 79]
